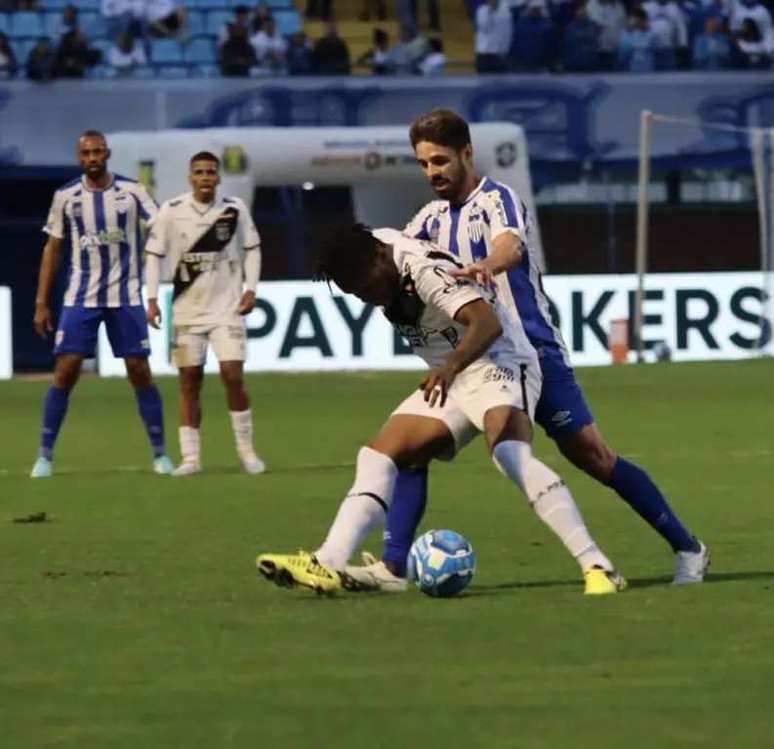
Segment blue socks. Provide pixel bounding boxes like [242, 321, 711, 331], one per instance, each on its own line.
[382, 467, 428, 577]
[39, 385, 70, 460]
[134, 384, 166, 458]
[607, 457, 697, 553]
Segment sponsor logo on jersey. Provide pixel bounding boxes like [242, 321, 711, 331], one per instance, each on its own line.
[55, 330, 64, 346]
[71, 202, 83, 218]
[483, 365, 515, 383]
[78, 229, 127, 249]
[215, 221, 231, 242]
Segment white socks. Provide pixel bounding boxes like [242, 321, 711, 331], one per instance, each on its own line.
[315, 447, 398, 570]
[230, 408, 255, 458]
[178, 426, 201, 465]
[493, 440, 613, 573]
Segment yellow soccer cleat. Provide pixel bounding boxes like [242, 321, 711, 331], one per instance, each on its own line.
[583, 566, 628, 596]
[256, 551, 342, 594]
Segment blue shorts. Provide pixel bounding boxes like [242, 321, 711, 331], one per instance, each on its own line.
[534, 360, 595, 441]
[54, 305, 151, 359]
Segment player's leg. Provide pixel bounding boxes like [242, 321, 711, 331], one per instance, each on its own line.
[211, 325, 265, 474]
[106, 306, 172, 474]
[31, 306, 100, 477]
[175, 365, 204, 475]
[257, 413, 454, 592]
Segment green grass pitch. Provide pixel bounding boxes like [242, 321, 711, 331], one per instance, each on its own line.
[2, 360, 774, 748]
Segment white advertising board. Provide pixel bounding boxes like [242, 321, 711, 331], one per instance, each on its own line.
[97, 272, 771, 376]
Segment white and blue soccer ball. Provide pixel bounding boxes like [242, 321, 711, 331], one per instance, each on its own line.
[408, 529, 476, 598]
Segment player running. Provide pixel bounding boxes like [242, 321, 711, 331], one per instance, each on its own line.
[257, 225, 626, 595]
[30, 130, 173, 478]
[144, 151, 265, 476]
[346, 109, 709, 591]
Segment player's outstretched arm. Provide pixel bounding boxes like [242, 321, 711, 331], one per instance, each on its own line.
[420, 299, 503, 407]
[448, 233, 523, 286]
[145, 253, 162, 329]
[33, 236, 64, 338]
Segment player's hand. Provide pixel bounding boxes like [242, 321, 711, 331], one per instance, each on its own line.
[146, 299, 162, 329]
[238, 290, 256, 316]
[419, 364, 457, 408]
[33, 303, 53, 339]
[449, 261, 494, 289]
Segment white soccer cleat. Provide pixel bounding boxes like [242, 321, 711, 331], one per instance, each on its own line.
[172, 460, 202, 477]
[30, 456, 53, 479]
[239, 451, 266, 475]
[344, 552, 409, 593]
[152, 455, 175, 475]
[673, 540, 710, 584]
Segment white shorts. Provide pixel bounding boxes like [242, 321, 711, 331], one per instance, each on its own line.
[391, 361, 541, 458]
[172, 324, 246, 368]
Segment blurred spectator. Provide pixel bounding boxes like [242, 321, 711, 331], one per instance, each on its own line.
[26, 37, 57, 82]
[56, 29, 100, 78]
[286, 31, 313, 75]
[251, 17, 287, 72]
[220, 24, 258, 76]
[563, 3, 601, 70]
[417, 36, 447, 74]
[682, 0, 728, 38]
[251, 2, 274, 34]
[475, 0, 512, 72]
[641, 0, 688, 69]
[101, 0, 143, 41]
[360, 0, 387, 22]
[616, 8, 655, 71]
[586, 0, 626, 69]
[390, 23, 429, 73]
[108, 30, 146, 74]
[306, 0, 333, 21]
[144, 0, 188, 40]
[311, 21, 350, 74]
[219, 5, 251, 48]
[730, 0, 772, 38]
[357, 28, 394, 74]
[510, 0, 558, 71]
[53, 5, 80, 42]
[733, 17, 772, 66]
[692, 16, 733, 67]
[0, 32, 17, 80]
[399, 0, 441, 32]
[551, 0, 578, 32]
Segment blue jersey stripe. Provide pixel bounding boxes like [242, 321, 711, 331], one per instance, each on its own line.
[117, 205, 130, 306]
[488, 182, 520, 227]
[93, 190, 109, 306]
[449, 206, 461, 256]
[73, 210, 90, 306]
[131, 192, 151, 222]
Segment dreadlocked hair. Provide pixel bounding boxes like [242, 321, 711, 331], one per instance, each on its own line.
[314, 223, 377, 286]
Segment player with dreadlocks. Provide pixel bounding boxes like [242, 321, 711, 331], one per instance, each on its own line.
[256, 224, 626, 595]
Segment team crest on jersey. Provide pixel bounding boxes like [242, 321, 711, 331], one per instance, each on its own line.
[467, 213, 485, 243]
[71, 202, 82, 218]
[215, 220, 232, 242]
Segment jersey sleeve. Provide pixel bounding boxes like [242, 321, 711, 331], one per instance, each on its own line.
[403, 204, 433, 240]
[43, 189, 66, 239]
[237, 199, 261, 250]
[133, 183, 159, 222]
[143, 203, 169, 258]
[413, 260, 482, 321]
[482, 185, 528, 242]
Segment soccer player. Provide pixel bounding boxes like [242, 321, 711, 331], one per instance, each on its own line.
[257, 225, 626, 595]
[30, 130, 173, 478]
[347, 109, 709, 591]
[144, 151, 265, 477]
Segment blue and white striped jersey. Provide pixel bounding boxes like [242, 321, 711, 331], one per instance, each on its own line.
[404, 176, 570, 370]
[43, 174, 158, 308]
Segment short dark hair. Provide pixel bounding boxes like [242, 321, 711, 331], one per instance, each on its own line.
[189, 151, 220, 167]
[409, 109, 471, 152]
[79, 129, 106, 143]
[315, 224, 377, 286]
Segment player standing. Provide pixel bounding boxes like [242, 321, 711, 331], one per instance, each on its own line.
[30, 130, 173, 478]
[144, 151, 265, 476]
[347, 109, 709, 590]
[257, 226, 626, 595]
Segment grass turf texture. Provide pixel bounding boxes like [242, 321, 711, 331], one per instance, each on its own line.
[2, 360, 774, 748]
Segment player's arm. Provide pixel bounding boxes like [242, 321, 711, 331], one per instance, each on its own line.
[33, 235, 64, 338]
[238, 201, 262, 315]
[144, 204, 168, 329]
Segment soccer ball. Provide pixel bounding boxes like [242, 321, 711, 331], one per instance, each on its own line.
[408, 529, 476, 598]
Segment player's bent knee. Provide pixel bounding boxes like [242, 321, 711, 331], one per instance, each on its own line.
[348, 446, 399, 510]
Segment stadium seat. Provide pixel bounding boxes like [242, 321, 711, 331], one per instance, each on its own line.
[187, 11, 206, 37]
[10, 39, 35, 64]
[274, 11, 302, 36]
[194, 63, 220, 78]
[10, 12, 44, 38]
[206, 11, 231, 37]
[39, 0, 69, 8]
[0, 15, 9, 35]
[131, 65, 156, 79]
[185, 37, 216, 64]
[90, 38, 112, 59]
[155, 64, 189, 78]
[268, 0, 296, 8]
[150, 39, 184, 64]
[85, 64, 116, 79]
[80, 12, 108, 39]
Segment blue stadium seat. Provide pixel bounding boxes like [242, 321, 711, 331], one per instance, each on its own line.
[185, 37, 216, 64]
[90, 37, 112, 59]
[155, 64, 189, 78]
[275, 11, 302, 36]
[86, 64, 116, 79]
[80, 12, 108, 39]
[187, 10, 206, 36]
[268, 0, 296, 8]
[150, 39, 184, 63]
[10, 38, 35, 63]
[38, 0, 69, 8]
[206, 11, 231, 37]
[131, 65, 157, 79]
[0, 15, 9, 35]
[194, 63, 220, 78]
[10, 12, 44, 38]
[78, 0, 100, 10]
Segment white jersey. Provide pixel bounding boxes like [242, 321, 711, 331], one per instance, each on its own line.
[144, 192, 260, 327]
[373, 229, 538, 383]
[404, 176, 570, 370]
[43, 174, 157, 308]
